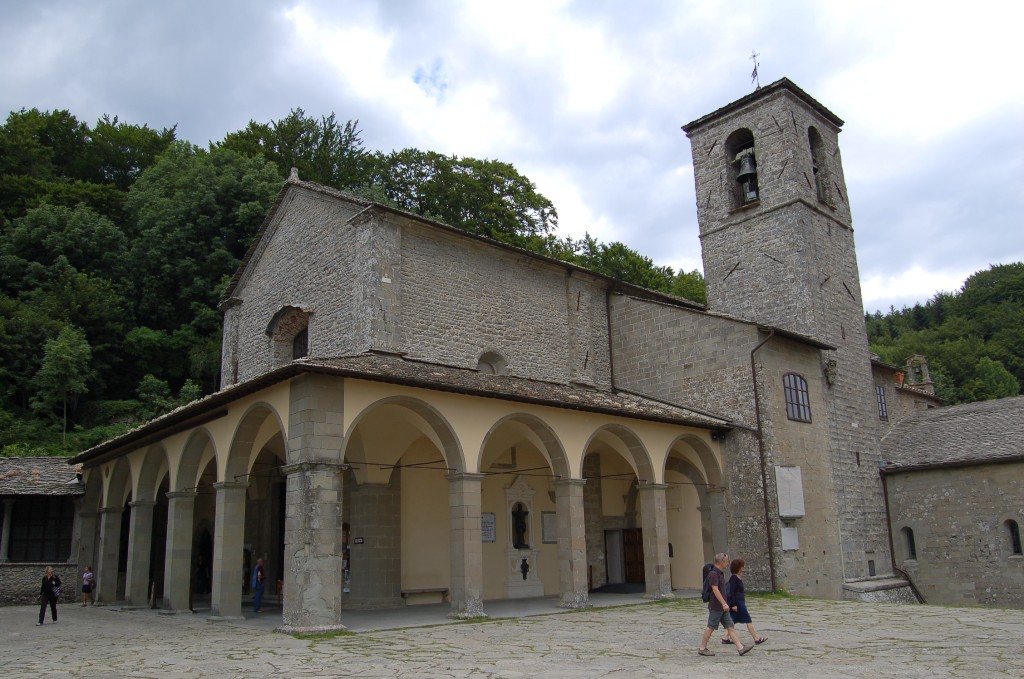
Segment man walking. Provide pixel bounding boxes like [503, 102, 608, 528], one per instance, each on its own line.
[698, 553, 752, 657]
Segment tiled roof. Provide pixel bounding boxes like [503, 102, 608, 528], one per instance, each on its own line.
[0, 457, 84, 496]
[304, 353, 733, 429]
[70, 352, 733, 465]
[881, 395, 1024, 470]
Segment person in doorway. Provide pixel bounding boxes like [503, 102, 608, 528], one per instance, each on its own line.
[252, 557, 266, 613]
[697, 553, 752, 657]
[81, 566, 95, 606]
[37, 566, 61, 626]
[722, 558, 767, 646]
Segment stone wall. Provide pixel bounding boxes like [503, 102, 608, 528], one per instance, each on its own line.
[885, 462, 1024, 608]
[0, 563, 80, 607]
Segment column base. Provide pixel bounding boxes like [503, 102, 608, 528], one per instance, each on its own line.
[276, 623, 348, 634]
[558, 593, 591, 609]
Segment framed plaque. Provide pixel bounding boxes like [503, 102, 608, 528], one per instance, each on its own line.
[541, 511, 557, 544]
[481, 512, 496, 542]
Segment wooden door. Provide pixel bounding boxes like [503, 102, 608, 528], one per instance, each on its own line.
[623, 528, 645, 583]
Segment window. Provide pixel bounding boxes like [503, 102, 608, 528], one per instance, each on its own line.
[725, 128, 759, 208]
[477, 351, 507, 375]
[266, 306, 311, 367]
[901, 526, 917, 560]
[7, 497, 75, 562]
[1007, 520, 1022, 556]
[783, 373, 812, 422]
[876, 384, 888, 421]
[808, 126, 830, 204]
[292, 328, 309, 360]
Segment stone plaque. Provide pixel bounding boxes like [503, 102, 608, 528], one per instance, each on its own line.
[481, 512, 496, 542]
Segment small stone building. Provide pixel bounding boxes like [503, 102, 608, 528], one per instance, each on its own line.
[0, 457, 84, 605]
[881, 396, 1024, 608]
[67, 78, 924, 631]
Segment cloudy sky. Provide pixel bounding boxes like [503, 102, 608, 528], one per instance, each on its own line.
[2, 0, 1022, 313]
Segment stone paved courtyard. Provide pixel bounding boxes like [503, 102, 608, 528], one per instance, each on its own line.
[3, 596, 1022, 678]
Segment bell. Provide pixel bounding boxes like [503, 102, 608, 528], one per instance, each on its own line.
[736, 154, 757, 182]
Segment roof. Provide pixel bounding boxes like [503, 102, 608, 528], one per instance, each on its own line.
[880, 395, 1024, 471]
[0, 457, 84, 496]
[682, 77, 844, 134]
[70, 352, 734, 466]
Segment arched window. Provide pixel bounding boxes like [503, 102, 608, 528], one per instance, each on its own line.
[901, 526, 917, 560]
[477, 351, 508, 375]
[808, 126, 830, 204]
[725, 128, 759, 208]
[1007, 520, 1022, 556]
[266, 306, 312, 367]
[783, 373, 812, 422]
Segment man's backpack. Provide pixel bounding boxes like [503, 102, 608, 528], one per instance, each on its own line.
[701, 562, 714, 602]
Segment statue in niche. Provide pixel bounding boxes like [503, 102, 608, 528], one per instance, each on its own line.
[520, 557, 530, 580]
[511, 502, 529, 549]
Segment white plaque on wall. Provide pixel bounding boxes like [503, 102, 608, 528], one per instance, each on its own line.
[774, 465, 806, 518]
[481, 512, 496, 542]
[541, 512, 557, 544]
[781, 525, 800, 550]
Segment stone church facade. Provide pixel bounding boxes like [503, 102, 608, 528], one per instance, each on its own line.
[69, 79, 922, 631]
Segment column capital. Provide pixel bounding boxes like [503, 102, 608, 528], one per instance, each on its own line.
[706, 486, 727, 495]
[166, 490, 198, 500]
[129, 498, 157, 509]
[445, 472, 485, 483]
[554, 478, 587, 489]
[212, 481, 248, 491]
[637, 482, 669, 492]
[99, 506, 124, 515]
[281, 461, 349, 476]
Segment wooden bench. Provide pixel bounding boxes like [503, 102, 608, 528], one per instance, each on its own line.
[401, 587, 449, 605]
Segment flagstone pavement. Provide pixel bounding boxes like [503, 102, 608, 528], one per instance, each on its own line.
[3, 594, 1022, 678]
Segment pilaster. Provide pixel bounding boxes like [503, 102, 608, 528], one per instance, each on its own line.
[447, 472, 485, 618]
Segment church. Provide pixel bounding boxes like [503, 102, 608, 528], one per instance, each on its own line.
[69, 78, 934, 631]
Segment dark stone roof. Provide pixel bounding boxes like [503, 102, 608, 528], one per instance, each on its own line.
[0, 457, 84, 496]
[682, 77, 844, 134]
[881, 396, 1024, 471]
[70, 352, 733, 466]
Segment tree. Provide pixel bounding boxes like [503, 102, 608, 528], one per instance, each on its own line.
[31, 325, 93, 446]
[218, 109, 366, 188]
[87, 114, 177, 190]
[962, 357, 1020, 402]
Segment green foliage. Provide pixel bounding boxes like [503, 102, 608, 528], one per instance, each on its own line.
[31, 325, 94, 445]
[867, 263, 1024, 404]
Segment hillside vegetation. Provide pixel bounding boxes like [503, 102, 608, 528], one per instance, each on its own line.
[0, 107, 704, 456]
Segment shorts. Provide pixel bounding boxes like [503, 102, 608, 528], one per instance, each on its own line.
[81, 584, 92, 594]
[706, 609, 735, 630]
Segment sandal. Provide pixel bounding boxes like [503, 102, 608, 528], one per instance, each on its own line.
[755, 637, 768, 644]
[698, 648, 715, 657]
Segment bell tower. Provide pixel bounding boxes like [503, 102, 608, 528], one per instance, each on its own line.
[683, 79, 892, 584]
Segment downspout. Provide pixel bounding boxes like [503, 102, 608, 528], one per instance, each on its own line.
[750, 329, 778, 592]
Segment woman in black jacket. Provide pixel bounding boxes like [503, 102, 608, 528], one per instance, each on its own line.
[37, 566, 61, 626]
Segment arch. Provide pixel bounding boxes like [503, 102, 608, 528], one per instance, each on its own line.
[808, 125, 830, 204]
[477, 351, 508, 375]
[225, 402, 287, 482]
[725, 127, 758, 207]
[665, 433, 723, 489]
[173, 428, 216, 492]
[477, 413, 570, 481]
[578, 424, 654, 484]
[266, 305, 313, 366]
[135, 444, 169, 502]
[900, 526, 917, 560]
[1006, 519, 1022, 556]
[103, 457, 132, 510]
[344, 395, 466, 475]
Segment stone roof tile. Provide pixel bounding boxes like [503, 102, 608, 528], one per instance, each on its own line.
[0, 457, 84, 496]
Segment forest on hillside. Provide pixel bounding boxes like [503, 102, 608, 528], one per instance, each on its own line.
[0, 107, 706, 456]
[866, 262, 1024, 404]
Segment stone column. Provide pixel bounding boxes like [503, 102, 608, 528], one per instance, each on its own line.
[125, 499, 156, 606]
[447, 472, 485, 618]
[279, 462, 347, 633]
[555, 479, 590, 609]
[96, 507, 123, 604]
[639, 483, 673, 599]
[347, 480, 402, 609]
[163, 490, 196, 612]
[706, 487, 729, 557]
[0, 499, 14, 561]
[209, 481, 247, 620]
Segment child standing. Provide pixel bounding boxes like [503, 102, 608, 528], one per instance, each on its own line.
[81, 566, 95, 606]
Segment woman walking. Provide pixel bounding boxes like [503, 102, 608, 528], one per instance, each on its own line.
[724, 558, 767, 646]
[37, 566, 62, 626]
